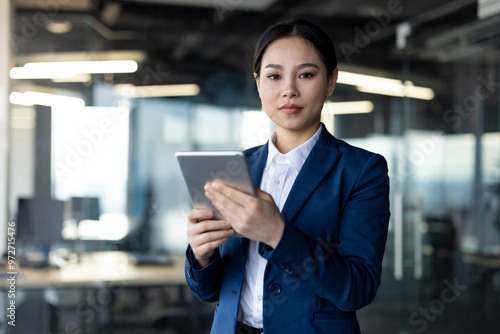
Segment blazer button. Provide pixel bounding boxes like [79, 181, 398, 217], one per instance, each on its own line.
[269, 283, 282, 295]
[277, 260, 285, 269]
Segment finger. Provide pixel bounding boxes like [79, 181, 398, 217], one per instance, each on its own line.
[193, 236, 229, 258]
[187, 209, 214, 222]
[191, 229, 234, 250]
[209, 181, 254, 205]
[205, 187, 244, 220]
[191, 229, 233, 261]
[255, 188, 273, 201]
[189, 219, 230, 236]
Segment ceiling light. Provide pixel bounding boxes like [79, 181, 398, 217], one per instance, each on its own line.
[9, 91, 85, 107]
[338, 72, 402, 88]
[114, 84, 200, 98]
[10, 60, 138, 79]
[51, 73, 92, 83]
[45, 20, 73, 34]
[338, 71, 435, 100]
[10, 68, 75, 79]
[357, 81, 435, 100]
[323, 101, 374, 115]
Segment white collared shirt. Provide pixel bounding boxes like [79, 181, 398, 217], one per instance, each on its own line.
[238, 125, 323, 328]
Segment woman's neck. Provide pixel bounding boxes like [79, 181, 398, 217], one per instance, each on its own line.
[274, 123, 321, 154]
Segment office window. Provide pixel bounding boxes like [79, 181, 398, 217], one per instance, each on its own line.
[51, 106, 129, 214]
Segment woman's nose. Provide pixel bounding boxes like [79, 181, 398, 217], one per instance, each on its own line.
[281, 78, 298, 98]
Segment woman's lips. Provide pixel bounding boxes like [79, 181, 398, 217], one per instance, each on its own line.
[279, 103, 303, 114]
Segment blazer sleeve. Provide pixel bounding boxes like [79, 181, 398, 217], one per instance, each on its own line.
[185, 245, 222, 303]
[259, 153, 390, 311]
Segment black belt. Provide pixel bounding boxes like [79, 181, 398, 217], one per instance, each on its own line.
[236, 321, 263, 334]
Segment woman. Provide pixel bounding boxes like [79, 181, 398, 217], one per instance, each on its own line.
[185, 19, 390, 334]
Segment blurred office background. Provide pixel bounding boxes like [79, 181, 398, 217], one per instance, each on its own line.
[0, 0, 499, 333]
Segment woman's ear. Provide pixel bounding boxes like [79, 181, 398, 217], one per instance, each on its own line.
[326, 68, 338, 97]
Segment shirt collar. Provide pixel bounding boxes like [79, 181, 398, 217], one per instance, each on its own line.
[265, 125, 323, 173]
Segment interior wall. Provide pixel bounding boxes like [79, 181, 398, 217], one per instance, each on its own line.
[0, 0, 12, 255]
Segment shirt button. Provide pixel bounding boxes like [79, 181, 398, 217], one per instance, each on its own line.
[274, 179, 280, 185]
[279, 155, 286, 162]
[258, 295, 263, 301]
[269, 283, 282, 295]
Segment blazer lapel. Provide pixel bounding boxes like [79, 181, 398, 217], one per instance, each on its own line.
[246, 143, 268, 188]
[281, 128, 342, 223]
[240, 144, 268, 255]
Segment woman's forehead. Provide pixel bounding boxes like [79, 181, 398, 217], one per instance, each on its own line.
[261, 36, 324, 67]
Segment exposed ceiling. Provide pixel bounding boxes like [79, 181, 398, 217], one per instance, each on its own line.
[11, 0, 500, 104]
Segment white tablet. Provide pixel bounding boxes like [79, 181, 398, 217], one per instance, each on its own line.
[176, 151, 256, 237]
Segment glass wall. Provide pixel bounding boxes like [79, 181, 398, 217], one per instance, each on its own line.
[355, 48, 500, 334]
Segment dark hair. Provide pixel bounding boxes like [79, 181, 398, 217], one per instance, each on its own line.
[253, 19, 337, 78]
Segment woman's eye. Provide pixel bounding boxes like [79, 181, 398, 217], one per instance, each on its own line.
[267, 74, 281, 80]
[299, 72, 314, 79]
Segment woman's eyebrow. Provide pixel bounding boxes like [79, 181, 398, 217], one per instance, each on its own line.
[263, 63, 320, 70]
[297, 63, 320, 69]
[264, 64, 282, 69]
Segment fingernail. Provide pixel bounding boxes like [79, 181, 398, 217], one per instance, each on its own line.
[212, 182, 220, 190]
[205, 191, 213, 200]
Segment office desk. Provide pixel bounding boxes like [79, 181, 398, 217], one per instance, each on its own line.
[1, 251, 185, 289]
[1, 252, 192, 334]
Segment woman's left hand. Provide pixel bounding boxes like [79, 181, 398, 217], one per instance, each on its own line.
[204, 181, 285, 248]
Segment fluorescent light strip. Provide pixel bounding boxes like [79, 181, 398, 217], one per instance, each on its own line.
[10, 60, 138, 79]
[51, 73, 92, 83]
[323, 101, 374, 115]
[114, 84, 200, 98]
[357, 83, 435, 100]
[10, 67, 75, 79]
[337, 72, 402, 88]
[338, 71, 435, 100]
[9, 91, 85, 107]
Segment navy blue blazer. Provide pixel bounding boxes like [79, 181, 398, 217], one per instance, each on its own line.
[185, 125, 390, 334]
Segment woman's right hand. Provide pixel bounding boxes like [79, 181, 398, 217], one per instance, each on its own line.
[187, 209, 234, 268]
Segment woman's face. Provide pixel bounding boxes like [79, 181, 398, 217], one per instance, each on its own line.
[255, 36, 337, 135]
